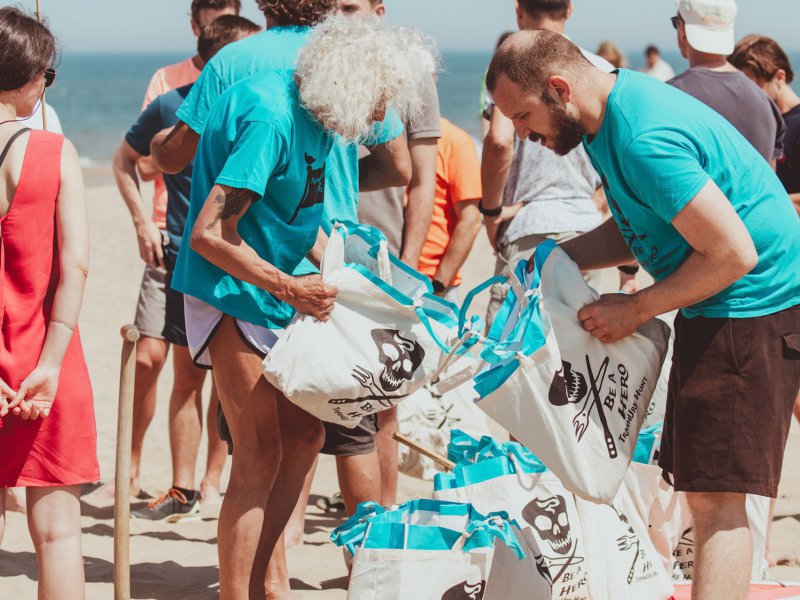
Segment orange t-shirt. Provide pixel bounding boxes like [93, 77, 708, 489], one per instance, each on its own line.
[418, 119, 482, 286]
[141, 57, 202, 229]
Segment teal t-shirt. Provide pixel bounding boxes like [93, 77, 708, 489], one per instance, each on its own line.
[585, 69, 800, 319]
[172, 71, 333, 328]
[175, 25, 403, 235]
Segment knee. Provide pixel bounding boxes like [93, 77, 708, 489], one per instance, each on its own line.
[687, 492, 747, 525]
[30, 516, 80, 550]
[136, 343, 168, 376]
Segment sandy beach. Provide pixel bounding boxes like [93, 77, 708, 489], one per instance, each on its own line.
[0, 171, 798, 599]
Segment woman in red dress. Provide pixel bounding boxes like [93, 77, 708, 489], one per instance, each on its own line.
[0, 8, 99, 598]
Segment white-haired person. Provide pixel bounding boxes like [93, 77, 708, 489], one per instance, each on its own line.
[486, 30, 800, 600]
[171, 14, 433, 600]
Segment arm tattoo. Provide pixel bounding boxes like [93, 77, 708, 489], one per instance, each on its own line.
[206, 187, 257, 230]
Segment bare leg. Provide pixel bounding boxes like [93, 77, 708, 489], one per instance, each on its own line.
[793, 389, 800, 423]
[27, 486, 84, 600]
[169, 345, 206, 491]
[375, 407, 399, 506]
[200, 380, 228, 504]
[209, 317, 284, 600]
[6, 487, 26, 514]
[253, 396, 324, 599]
[336, 452, 381, 515]
[687, 491, 751, 600]
[285, 459, 317, 549]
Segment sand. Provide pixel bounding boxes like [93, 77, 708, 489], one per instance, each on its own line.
[0, 173, 798, 598]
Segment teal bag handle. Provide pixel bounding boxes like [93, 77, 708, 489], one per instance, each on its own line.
[458, 275, 507, 336]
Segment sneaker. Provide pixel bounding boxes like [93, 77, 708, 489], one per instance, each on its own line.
[130, 488, 200, 523]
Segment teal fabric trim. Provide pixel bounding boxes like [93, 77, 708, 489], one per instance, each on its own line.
[633, 421, 663, 464]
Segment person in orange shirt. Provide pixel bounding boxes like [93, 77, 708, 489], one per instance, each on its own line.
[418, 118, 483, 301]
[108, 0, 241, 506]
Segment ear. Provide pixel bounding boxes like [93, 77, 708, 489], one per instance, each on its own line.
[566, 2, 574, 19]
[548, 75, 573, 105]
[515, 0, 524, 28]
[190, 18, 201, 37]
[375, 3, 386, 16]
[774, 68, 787, 86]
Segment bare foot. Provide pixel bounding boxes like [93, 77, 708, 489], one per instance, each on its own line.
[199, 482, 222, 506]
[5, 488, 26, 515]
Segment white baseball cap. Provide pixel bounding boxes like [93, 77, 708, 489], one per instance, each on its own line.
[677, 0, 738, 55]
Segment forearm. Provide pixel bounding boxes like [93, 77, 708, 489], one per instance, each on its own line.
[434, 214, 481, 286]
[112, 147, 151, 228]
[306, 227, 328, 269]
[558, 219, 634, 270]
[401, 183, 435, 266]
[359, 135, 412, 192]
[633, 248, 753, 320]
[151, 122, 198, 174]
[39, 267, 87, 371]
[480, 119, 514, 210]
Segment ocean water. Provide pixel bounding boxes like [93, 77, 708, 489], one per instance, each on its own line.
[41, 50, 798, 165]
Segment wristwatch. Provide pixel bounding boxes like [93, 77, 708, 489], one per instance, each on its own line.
[431, 279, 447, 295]
[478, 199, 503, 218]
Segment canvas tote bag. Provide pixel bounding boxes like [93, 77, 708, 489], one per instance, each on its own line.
[263, 222, 470, 427]
[470, 241, 671, 502]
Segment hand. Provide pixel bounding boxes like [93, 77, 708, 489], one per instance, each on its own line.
[484, 204, 523, 252]
[619, 271, 639, 294]
[285, 274, 339, 321]
[0, 377, 16, 418]
[578, 293, 649, 344]
[8, 367, 59, 420]
[136, 220, 165, 269]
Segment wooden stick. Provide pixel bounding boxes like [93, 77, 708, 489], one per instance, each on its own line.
[35, 0, 47, 131]
[393, 432, 456, 471]
[114, 325, 139, 600]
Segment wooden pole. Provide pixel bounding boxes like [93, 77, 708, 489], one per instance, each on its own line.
[393, 432, 456, 471]
[114, 325, 139, 600]
[35, 0, 47, 131]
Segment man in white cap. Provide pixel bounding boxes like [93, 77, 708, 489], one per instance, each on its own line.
[669, 0, 784, 166]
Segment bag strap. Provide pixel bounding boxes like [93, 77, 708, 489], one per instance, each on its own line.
[0, 128, 31, 169]
[458, 274, 507, 335]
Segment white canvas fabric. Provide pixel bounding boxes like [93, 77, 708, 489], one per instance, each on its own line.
[474, 244, 671, 502]
[263, 223, 462, 427]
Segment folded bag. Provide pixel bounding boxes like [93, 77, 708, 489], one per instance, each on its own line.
[263, 222, 472, 427]
[468, 241, 671, 502]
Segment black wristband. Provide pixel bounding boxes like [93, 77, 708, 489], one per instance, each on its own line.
[478, 199, 503, 217]
[431, 279, 447, 294]
[618, 265, 640, 275]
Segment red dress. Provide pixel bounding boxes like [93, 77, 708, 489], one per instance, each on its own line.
[0, 130, 99, 487]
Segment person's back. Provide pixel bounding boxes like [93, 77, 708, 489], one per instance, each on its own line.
[669, 67, 782, 163]
[587, 69, 800, 315]
[669, 0, 784, 164]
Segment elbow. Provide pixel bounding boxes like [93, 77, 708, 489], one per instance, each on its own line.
[390, 158, 412, 188]
[726, 243, 758, 281]
[189, 225, 215, 259]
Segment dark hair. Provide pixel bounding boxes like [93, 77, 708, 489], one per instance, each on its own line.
[518, 0, 571, 20]
[487, 29, 589, 94]
[191, 0, 242, 23]
[0, 6, 57, 92]
[645, 45, 660, 56]
[496, 31, 515, 50]
[256, 0, 335, 27]
[730, 35, 794, 85]
[197, 15, 261, 62]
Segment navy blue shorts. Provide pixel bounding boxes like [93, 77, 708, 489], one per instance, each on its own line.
[162, 251, 188, 347]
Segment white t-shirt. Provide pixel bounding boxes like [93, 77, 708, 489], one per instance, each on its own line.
[643, 58, 676, 83]
[20, 102, 63, 134]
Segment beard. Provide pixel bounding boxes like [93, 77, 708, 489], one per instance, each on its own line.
[540, 95, 585, 156]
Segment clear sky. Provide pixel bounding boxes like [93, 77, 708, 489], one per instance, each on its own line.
[14, 0, 800, 54]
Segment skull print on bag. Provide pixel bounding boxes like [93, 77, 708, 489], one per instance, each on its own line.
[329, 329, 426, 409]
[523, 495, 573, 556]
[440, 580, 485, 600]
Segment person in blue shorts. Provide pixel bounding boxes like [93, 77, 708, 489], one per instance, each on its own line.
[171, 15, 434, 599]
[486, 30, 800, 600]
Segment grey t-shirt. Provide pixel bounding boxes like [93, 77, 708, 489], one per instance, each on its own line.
[669, 67, 785, 163]
[485, 47, 612, 245]
[358, 75, 442, 255]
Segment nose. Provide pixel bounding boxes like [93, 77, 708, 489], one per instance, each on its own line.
[513, 120, 530, 140]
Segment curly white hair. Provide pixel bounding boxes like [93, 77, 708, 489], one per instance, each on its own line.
[296, 14, 438, 141]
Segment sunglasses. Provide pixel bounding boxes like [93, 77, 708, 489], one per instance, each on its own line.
[44, 68, 56, 88]
[671, 15, 682, 30]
